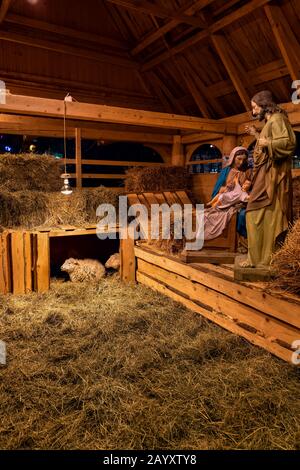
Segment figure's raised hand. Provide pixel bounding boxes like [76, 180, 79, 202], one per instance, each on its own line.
[245, 125, 258, 136]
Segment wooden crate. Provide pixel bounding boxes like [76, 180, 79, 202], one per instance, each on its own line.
[134, 245, 300, 364]
[0, 231, 12, 295]
[0, 225, 119, 295]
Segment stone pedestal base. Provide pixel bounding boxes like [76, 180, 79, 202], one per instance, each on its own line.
[234, 255, 274, 282]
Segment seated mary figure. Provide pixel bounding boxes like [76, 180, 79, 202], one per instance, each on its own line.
[204, 146, 252, 243]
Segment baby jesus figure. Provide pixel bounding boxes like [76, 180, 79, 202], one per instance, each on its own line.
[206, 169, 252, 209]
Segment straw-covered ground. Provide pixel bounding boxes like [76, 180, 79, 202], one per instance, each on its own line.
[0, 277, 299, 450]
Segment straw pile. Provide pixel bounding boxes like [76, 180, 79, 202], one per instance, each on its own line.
[0, 278, 299, 450]
[125, 166, 191, 193]
[0, 153, 63, 192]
[146, 216, 186, 255]
[293, 176, 300, 220]
[0, 188, 119, 229]
[271, 219, 300, 295]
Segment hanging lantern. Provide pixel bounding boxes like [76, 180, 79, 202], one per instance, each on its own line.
[61, 173, 73, 195]
[60, 96, 73, 196]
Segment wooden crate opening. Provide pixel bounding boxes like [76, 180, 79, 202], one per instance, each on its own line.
[50, 235, 119, 279]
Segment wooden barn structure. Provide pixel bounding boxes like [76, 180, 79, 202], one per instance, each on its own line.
[0, 0, 300, 364]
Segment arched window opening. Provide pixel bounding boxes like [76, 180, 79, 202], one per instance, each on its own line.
[189, 144, 222, 174]
[293, 131, 300, 169]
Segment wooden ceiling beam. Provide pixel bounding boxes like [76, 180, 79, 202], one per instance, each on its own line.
[0, 69, 156, 103]
[131, 0, 214, 56]
[142, 0, 272, 71]
[211, 34, 251, 111]
[0, 93, 237, 133]
[105, 0, 206, 28]
[208, 59, 288, 98]
[212, 0, 241, 17]
[5, 13, 129, 51]
[0, 30, 138, 69]
[264, 3, 300, 82]
[0, 0, 11, 24]
[0, 115, 174, 143]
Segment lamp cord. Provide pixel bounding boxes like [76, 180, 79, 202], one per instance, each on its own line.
[63, 98, 67, 175]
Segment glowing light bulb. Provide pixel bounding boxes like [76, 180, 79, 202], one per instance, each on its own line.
[60, 173, 73, 195]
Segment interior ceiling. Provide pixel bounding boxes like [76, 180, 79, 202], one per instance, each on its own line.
[0, 0, 299, 119]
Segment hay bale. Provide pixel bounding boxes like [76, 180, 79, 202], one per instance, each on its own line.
[0, 153, 63, 192]
[83, 187, 119, 222]
[271, 219, 300, 295]
[43, 191, 86, 227]
[125, 166, 191, 192]
[0, 190, 48, 228]
[0, 187, 120, 229]
[293, 176, 300, 220]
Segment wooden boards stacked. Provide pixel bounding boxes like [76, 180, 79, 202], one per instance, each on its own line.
[134, 245, 300, 364]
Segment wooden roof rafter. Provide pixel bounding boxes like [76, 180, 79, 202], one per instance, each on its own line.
[4, 13, 129, 51]
[175, 56, 212, 118]
[264, 3, 300, 82]
[0, 30, 138, 69]
[0, 0, 12, 24]
[131, 0, 215, 56]
[104, 0, 206, 28]
[141, 0, 272, 71]
[178, 55, 225, 117]
[105, 2, 188, 115]
[211, 34, 252, 111]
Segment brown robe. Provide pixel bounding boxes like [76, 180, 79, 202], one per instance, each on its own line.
[247, 112, 296, 227]
[245, 112, 296, 266]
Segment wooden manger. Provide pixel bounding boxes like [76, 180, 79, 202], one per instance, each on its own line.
[126, 189, 239, 263]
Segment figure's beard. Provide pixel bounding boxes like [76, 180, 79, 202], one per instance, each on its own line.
[252, 109, 266, 121]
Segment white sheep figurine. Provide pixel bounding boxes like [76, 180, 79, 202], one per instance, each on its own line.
[61, 258, 106, 282]
[105, 253, 120, 270]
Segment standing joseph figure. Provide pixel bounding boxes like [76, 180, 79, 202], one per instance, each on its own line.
[243, 90, 296, 268]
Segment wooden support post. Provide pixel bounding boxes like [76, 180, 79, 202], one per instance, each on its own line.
[171, 135, 185, 166]
[0, 231, 12, 294]
[11, 231, 33, 295]
[36, 233, 50, 293]
[120, 228, 136, 284]
[222, 134, 238, 156]
[75, 127, 82, 189]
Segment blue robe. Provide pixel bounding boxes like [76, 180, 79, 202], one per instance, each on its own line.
[211, 168, 247, 238]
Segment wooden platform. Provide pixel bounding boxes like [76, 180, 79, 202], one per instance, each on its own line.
[132, 245, 300, 364]
[0, 225, 119, 295]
